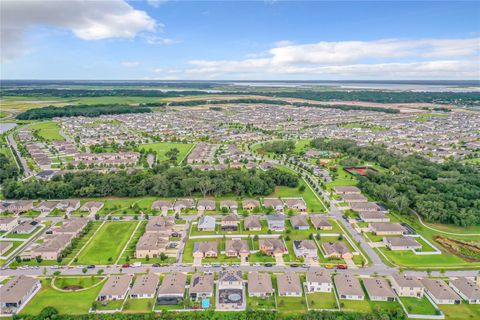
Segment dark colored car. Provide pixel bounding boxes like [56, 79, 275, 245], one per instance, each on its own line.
[265, 263, 273, 267]
[336, 265, 348, 269]
[87, 265, 95, 269]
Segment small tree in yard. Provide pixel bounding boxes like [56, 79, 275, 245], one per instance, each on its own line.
[82, 267, 88, 275]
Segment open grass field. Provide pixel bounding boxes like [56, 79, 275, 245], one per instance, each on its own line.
[247, 295, 276, 310]
[29, 121, 64, 141]
[139, 142, 194, 164]
[21, 278, 103, 315]
[76, 221, 137, 265]
[439, 303, 480, 320]
[53, 276, 105, 290]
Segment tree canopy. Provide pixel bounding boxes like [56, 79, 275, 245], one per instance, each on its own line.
[310, 138, 480, 226]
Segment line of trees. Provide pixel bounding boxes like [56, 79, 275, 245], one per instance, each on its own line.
[16, 307, 406, 320]
[3, 167, 299, 200]
[310, 138, 480, 226]
[0, 153, 19, 184]
[4, 87, 479, 106]
[16, 104, 152, 120]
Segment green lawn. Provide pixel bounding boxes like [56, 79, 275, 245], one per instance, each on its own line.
[53, 276, 105, 290]
[439, 303, 480, 320]
[306, 291, 338, 310]
[21, 278, 103, 315]
[123, 298, 155, 313]
[29, 121, 64, 141]
[400, 296, 438, 315]
[139, 142, 194, 164]
[247, 295, 276, 310]
[339, 299, 372, 313]
[76, 221, 137, 265]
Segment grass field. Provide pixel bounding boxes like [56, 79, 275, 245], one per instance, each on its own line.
[139, 142, 194, 164]
[53, 276, 105, 290]
[21, 278, 103, 315]
[76, 221, 137, 265]
[29, 121, 64, 141]
[399, 296, 438, 315]
[306, 291, 338, 310]
[123, 298, 155, 313]
[439, 303, 480, 320]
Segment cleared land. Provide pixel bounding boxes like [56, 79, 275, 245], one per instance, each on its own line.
[28, 121, 64, 140]
[76, 221, 137, 265]
[139, 142, 194, 164]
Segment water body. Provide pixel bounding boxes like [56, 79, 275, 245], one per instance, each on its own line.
[0, 122, 17, 134]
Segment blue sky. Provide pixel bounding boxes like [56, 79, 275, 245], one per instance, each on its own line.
[1, 0, 479, 80]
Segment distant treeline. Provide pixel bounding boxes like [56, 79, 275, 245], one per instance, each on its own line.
[3, 87, 479, 106]
[15, 307, 405, 320]
[310, 138, 480, 226]
[3, 167, 299, 199]
[147, 98, 400, 114]
[16, 104, 152, 120]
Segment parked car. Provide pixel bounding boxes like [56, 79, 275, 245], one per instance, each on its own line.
[265, 263, 273, 267]
[152, 263, 161, 267]
[87, 265, 95, 269]
[336, 265, 348, 270]
[122, 263, 130, 268]
[325, 265, 334, 269]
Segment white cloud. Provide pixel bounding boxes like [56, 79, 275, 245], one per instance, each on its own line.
[147, 0, 168, 8]
[179, 37, 480, 79]
[144, 35, 178, 45]
[121, 61, 140, 67]
[0, 0, 156, 62]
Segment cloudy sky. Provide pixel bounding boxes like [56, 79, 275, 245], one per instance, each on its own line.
[1, 0, 479, 80]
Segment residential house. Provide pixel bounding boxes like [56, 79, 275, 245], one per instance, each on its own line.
[35, 201, 60, 214]
[341, 193, 367, 203]
[266, 214, 285, 232]
[242, 199, 260, 211]
[220, 200, 238, 212]
[244, 215, 262, 231]
[130, 273, 160, 299]
[193, 241, 218, 258]
[79, 202, 104, 215]
[283, 198, 307, 212]
[306, 270, 332, 293]
[0, 217, 17, 232]
[350, 202, 382, 212]
[263, 198, 284, 212]
[277, 272, 302, 297]
[157, 272, 187, 303]
[259, 239, 287, 256]
[97, 274, 133, 301]
[449, 277, 480, 304]
[290, 215, 310, 230]
[57, 200, 80, 213]
[197, 216, 216, 231]
[310, 215, 333, 230]
[218, 270, 243, 289]
[173, 199, 195, 213]
[8, 201, 34, 214]
[0, 241, 13, 255]
[322, 242, 353, 260]
[135, 232, 169, 258]
[189, 273, 214, 300]
[197, 199, 216, 212]
[293, 240, 318, 259]
[221, 214, 240, 231]
[0, 276, 41, 313]
[333, 186, 361, 195]
[369, 223, 406, 236]
[421, 278, 461, 305]
[247, 272, 273, 297]
[390, 275, 425, 298]
[358, 211, 390, 223]
[334, 274, 365, 300]
[384, 236, 422, 251]
[151, 200, 174, 213]
[225, 239, 249, 258]
[11, 221, 36, 235]
[363, 278, 396, 301]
